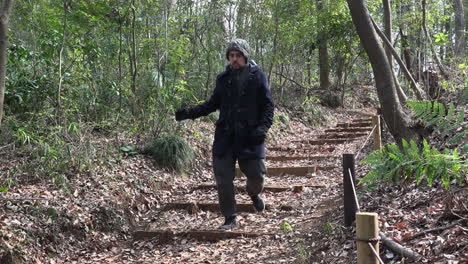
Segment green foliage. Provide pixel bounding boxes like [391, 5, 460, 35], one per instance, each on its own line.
[280, 220, 294, 234]
[6, 43, 55, 115]
[119, 145, 138, 156]
[360, 139, 466, 189]
[273, 112, 290, 129]
[146, 135, 194, 172]
[407, 101, 467, 147]
[319, 91, 341, 108]
[321, 221, 343, 235]
[1, 114, 119, 187]
[277, 113, 290, 125]
[298, 96, 333, 126]
[323, 222, 333, 235]
[46, 208, 59, 221]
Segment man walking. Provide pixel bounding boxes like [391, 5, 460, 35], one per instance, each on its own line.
[175, 39, 275, 230]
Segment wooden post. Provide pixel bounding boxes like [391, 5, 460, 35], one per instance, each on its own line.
[356, 212, 379, 264]
[343, 154, 357, 227]
[372, 115, 382, 150]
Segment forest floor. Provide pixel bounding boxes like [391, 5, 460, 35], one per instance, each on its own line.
[1, 87, 467, 264]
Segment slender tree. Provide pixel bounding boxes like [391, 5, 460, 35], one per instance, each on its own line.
[422, 0, 448, 78]
[0, 0, 13, 126]
[57, 0, 69, 120]
[453, 0, 465, 59]
[382, 0, 407, 102]
[317, 0, 330, 90]
[371, 18, 423, 100]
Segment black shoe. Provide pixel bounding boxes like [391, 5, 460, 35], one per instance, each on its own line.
[251, 195, 265, 212]
[218, 216, 236, 230]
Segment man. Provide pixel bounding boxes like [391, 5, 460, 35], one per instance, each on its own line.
[175, 39, 274, 230]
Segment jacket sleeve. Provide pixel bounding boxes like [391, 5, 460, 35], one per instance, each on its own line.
[187, 79, 221, 119]
[257, 71, 275, 128]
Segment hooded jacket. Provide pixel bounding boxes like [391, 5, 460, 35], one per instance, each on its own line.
[187, 61, 275, 159]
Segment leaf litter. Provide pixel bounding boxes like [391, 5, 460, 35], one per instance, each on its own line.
[0, 106, 466, 263]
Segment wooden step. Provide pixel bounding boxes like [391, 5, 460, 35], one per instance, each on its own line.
[164, 201, 271, 213]
[268, 146, 335, 152]
[236, 166, 335, 177]
[351, 118, 372, 123]
[317, 132, 367, 139]
[133, 229, 273, 242]
[267, 155, 336, 161]
[193, 183, 325, 193]
[324, 127, 373, 133]
[291, 138, 357, 145]
[337, 122, 373, 128]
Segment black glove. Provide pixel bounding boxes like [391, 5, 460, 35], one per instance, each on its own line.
[250, 125, 268, 145]
[175, 108, 191, 121]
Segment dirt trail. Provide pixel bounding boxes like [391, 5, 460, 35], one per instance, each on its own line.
[122, 112, 376, 264]
[0, 108, 379, 264]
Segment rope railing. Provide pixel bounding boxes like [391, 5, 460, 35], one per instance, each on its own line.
[348, 167, 360, 212]
[368, 242, 385, 264]
[347, 166, 385, 264]
[356, 124, 377, 160]
[344, 116, 385, 263]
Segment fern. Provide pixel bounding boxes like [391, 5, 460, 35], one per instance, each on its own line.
[360, 139, 467, 189]
[434, 103, 455, 133]
[407, 100, 466, 147]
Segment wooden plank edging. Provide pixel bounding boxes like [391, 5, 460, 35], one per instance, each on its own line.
[132, 229, 274, 242]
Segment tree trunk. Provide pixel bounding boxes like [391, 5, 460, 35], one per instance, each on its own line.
[0, 0, 13, 127]
[422, 0, 448, 79]
[346, 0, 421, 145]
[130, 0, 137, 94]
[382, 0, 407, 102]
[268, 0, 279, 85]
[453, 0, 465, 59]
[318, 40, 330, 90]
[400, 27, 413, 75]
[317, 0, 330, 90]
[57, 0, 69, 122]
[118, 14, 123, 111]
[382, 0, 392, 68]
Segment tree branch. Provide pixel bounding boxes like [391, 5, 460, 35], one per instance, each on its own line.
[380, 232, 423, 261]
[370, 17, 424, 100]
[404, 219, 465, 241]
[273, 71, 308, 91]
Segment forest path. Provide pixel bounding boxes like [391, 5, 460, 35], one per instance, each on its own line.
[124, 110, 377, 264]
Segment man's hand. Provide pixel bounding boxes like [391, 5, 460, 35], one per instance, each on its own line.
[175, 108, 191, 121]
[250, 125, 268, 145]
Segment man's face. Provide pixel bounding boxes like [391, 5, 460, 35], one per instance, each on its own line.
[228, 50, 246, 70]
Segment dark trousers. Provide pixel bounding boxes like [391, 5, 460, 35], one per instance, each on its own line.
[213, 148, 266, 217]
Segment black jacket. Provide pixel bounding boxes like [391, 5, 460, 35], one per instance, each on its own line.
[188, 62, 275, 159]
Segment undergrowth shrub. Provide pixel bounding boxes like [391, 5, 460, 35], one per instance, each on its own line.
[146, 135, 194, 172]
[1, 115, 118, 188]
[319, 91, 341, 108]
[360, 139, 466, 189]
[272, 112, 290, 131]
[299, 95, 329, 126]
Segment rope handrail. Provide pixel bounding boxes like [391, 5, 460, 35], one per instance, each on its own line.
[346, 119, 385, 263]
[348, 165, 385, 263]
[368, 242, 385, 264]
[348, 168, 360, 212]
[356, 124, 377, 160]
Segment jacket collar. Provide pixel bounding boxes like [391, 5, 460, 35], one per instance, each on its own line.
[219, 61, 259, 78]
